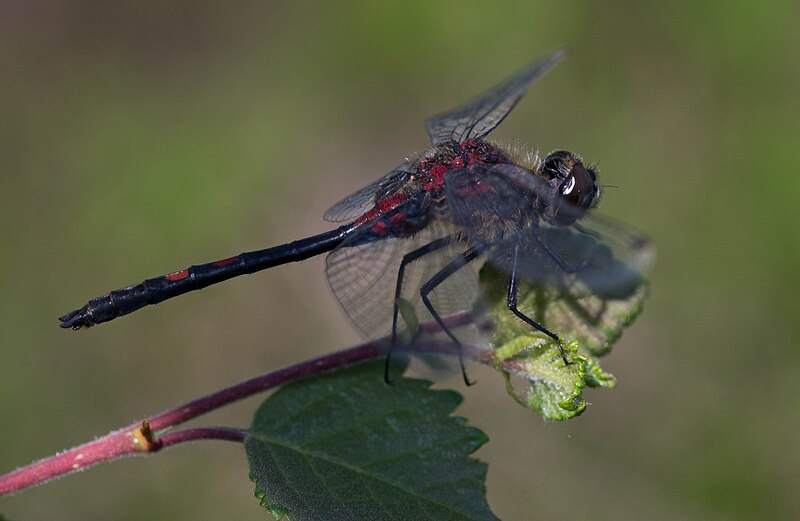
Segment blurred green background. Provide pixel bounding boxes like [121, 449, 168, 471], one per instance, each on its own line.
[2, 1, 798, 520]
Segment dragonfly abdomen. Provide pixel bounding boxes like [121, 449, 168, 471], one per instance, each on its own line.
[59, 225, 356, 329]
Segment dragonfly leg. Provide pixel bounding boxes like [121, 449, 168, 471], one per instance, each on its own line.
[507, 241, 570, 365]
[386, 235, 457, 385]
[573, 222, 602, 240]
[419, 244, 488, 386]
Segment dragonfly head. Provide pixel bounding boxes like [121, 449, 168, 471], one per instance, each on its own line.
[540, 150, 600, 226]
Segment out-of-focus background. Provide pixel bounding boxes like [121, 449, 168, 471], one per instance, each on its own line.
[2, 2, 798, 519]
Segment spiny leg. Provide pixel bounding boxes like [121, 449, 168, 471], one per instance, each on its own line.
[573, 222, 602, 240]
[385, 235, 456, 385]
[506, 241, 570, 365]
[419, 244, 488, 386]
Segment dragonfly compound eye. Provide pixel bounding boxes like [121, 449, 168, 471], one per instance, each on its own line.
[540, 150, 600, 225]
[560, 163, 598, 210]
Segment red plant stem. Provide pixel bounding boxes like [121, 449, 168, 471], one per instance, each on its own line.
[146, 342, 385, 431]
[0, 318, 490, 498]
[156, 426, 248, 446]
[0, 341, 383, 497]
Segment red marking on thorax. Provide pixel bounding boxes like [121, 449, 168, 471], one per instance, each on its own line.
[461, 138, 479, 150]
[212, 256, 239, 267]
[165, 269, 190, 282]
[353, 140, 507, 227]
[455, 181, 492, 197]
[425, 164, 448, 191]
[420, 139, 507, 191]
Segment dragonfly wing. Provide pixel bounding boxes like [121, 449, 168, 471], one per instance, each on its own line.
[483, 211, 654, 355]
[564, 213, 656, 296]
[326, 222, 480, 341]
[425, 49, 568, 146]
[489, 212, 655, 300]
[323, 162, 415, 223]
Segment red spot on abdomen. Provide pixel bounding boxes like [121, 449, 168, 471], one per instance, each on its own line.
[378, 193, 407, 213]
[354, 193, 408, 226]
[212, 256, 238, 267]
[165, 269, 190, 282]
[354, 209, 378, 226]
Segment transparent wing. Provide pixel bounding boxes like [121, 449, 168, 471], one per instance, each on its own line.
[323, 163, 415, 223]
[325, 223, 480, 341]
[570, 214, 656, 294]
[425, 49, 568, 146]
[482, 212, 654, 356]
[490, 213, 655, 300]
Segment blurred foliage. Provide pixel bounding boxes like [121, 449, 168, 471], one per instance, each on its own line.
[1, 1, 798, 520]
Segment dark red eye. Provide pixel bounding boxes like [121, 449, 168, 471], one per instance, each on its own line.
[560, 163, 595, 208]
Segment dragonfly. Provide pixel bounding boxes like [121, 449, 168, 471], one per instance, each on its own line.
[59, 49, 654, 384]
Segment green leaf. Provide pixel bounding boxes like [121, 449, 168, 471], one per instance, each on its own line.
[494, 336, 594, 421]
[478, 228, 651, 420]
[395, 297, 420, 344]
[245, 360, 497, 521]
